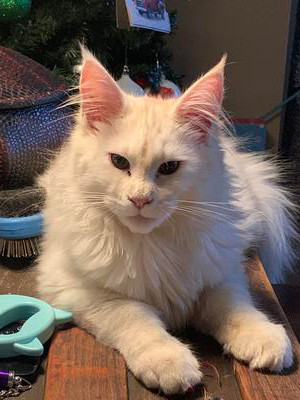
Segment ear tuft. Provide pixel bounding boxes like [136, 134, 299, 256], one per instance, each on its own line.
[175, 55, 226, 143]
[79, 46, 123, 129]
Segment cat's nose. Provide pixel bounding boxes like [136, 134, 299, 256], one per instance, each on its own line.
[128, 196, 153, 209]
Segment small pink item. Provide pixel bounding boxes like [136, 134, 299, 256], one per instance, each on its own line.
[187, 386, 196, 393]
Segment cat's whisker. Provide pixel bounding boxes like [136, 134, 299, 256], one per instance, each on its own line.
[84, 201, 106, 205]
[54, 96, 105, 112]
[181, 211, 236, 226]
[81, 193, 108, 199]
[16, 202, 45, 216]
[178, 202, 236, 213]
[171, 204, 228, 218]
[175, 201, 267, 223]
[177, 206, 241, 221]
[178, 200, 230, 204]
[177, 200, 235, 210]
[83, 195, 107, 200]
[171, 208, 211, 228]
[44, 114, 75, 127]
[167, 204, 212, 220]
[1, 187, 42, 199]
[169, 205, 236, 226]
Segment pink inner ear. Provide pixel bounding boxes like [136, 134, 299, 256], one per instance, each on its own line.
[80, 59, 123, 127]
[177, 72, 224, 144]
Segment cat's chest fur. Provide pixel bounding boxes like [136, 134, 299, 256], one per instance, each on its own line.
[71, 212, 240, 328]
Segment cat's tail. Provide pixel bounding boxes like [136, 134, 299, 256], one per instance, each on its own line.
[257, 193, 297, 283]
[249, 157, 298, 283]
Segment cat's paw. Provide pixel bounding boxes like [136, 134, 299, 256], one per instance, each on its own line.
[224, 320, 293, 372]
[129, 340, 202, 394]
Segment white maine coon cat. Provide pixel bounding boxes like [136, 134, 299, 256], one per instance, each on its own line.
[37, 48, 296, 394]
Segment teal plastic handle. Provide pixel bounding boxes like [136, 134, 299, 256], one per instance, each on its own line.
[0, 294, 72, 358]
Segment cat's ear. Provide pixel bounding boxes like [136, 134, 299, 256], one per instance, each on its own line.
[175, 55, 226, 144]
[79, 47, 124, 128]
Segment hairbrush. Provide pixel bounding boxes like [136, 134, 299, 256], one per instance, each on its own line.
[0, 46, 73, 258]
[0, 189, 45, 257]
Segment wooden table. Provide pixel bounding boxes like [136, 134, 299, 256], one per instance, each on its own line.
[0, 256, 299, 400]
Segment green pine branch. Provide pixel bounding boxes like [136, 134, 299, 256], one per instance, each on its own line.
[0, 0, 182, 89]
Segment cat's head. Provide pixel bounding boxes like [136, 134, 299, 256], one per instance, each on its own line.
[74, 48, 226, 234]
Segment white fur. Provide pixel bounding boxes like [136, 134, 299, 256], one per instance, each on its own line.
[37, 54, 296, 394]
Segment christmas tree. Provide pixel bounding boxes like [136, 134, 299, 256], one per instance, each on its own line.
[0, 0, 181, 91]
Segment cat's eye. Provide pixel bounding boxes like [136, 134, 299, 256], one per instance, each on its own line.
[110, 154, 130, 171]
[158, 161, 180, 175]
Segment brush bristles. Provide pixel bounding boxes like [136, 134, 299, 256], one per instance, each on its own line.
[0, 237, 41, 258]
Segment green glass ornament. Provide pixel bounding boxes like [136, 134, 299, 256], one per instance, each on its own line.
[0, 0, 31, 21]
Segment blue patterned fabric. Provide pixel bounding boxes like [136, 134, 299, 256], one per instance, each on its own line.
[0, 100, 73, 189]
[0, 46, 74, 190]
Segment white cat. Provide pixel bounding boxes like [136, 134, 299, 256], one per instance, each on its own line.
[37, 48, 296, 394]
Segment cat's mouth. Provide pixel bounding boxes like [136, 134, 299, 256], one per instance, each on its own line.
[128, 215, 156, 224]
[120, 213, 159, 234]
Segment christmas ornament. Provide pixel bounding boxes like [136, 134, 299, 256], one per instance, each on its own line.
[158, 73, 181, 98]
[147, 68, 162, 92]
[117, 65, 144, 96]
[0, 0, 31, 21]
[145, 72, 181, 98]
[146, 56, 181, 97]
[134, 76, 149, 90]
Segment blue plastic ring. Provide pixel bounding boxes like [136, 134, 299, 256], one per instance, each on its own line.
[0, 213, 44, 239]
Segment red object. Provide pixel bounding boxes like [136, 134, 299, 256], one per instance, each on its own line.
[187, 386, 195, 393]
[145, 0, 160, 12]
[157, 86, 174, 98]
[134, 77, 148, 89]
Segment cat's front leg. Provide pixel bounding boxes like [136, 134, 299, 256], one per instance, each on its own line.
[191, 271, 293, 372]
[39, 279, 201, 394]
[86, 298, 202, 394]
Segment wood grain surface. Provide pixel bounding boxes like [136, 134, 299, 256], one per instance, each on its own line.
[44, 326, 128, 400]
[1, 256, 299, 400]
[127, 331, 241, 400]
[44, 323, 240, 400]
[234, 257, 300, 400]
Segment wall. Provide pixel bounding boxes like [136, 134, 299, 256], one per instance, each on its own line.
[167, 0, 294, 150]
